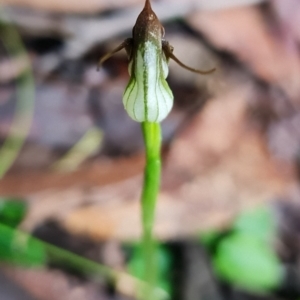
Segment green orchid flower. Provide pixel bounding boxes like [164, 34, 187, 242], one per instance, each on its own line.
[98, 0, 215, 123]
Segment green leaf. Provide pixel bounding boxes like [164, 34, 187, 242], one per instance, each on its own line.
[213, 233, 283, 293]
[127, 244, 172, 295]
[0, 197, 27, 227]
[199, 230, 222, 248]
[233, 206, 275, 242]
[0, 223, 46, 267]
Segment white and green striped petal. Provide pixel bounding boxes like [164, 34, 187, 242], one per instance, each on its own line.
[123, 41, 173, 123]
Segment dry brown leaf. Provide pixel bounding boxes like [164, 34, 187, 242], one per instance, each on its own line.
[188, 6, 300, 103]
[0, 155, 144, 195]
[2, 0, 140, 13]
[4, 267, 108, 300]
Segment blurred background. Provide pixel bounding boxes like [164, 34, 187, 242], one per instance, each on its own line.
[1, 0, 300, 299]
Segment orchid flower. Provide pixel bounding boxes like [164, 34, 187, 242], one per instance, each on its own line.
[98, 0, 215, 123]
[98, 2, 214, 298]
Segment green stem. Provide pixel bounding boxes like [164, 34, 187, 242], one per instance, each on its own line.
[141, 121, 162, 299]
[0, 14, 35, 179]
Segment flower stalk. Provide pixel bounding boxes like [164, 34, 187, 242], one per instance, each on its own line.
[141, 121, 161, 298]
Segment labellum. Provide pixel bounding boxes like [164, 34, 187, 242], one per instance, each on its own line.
[98, 0, 215, 123]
